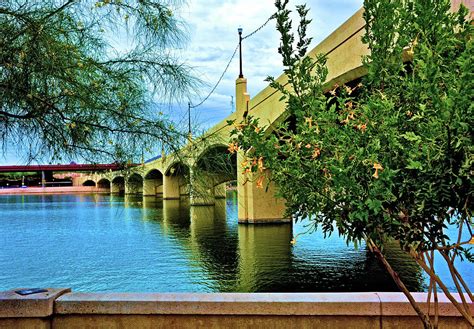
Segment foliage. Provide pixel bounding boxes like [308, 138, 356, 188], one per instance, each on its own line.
[0, 171, 36, 179]
[0, 0, 198, 164]
[232, 0, 473, 327]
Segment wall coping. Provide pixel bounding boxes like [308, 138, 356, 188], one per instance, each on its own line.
[55, 292, 380, 316]
[54, 292, 473, 317]
[1, 290, 472, 319]
[0, 288, 71, 318]
[378, 292, 474, 317]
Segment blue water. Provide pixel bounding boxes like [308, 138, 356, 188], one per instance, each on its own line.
[0, 192, 471, 293]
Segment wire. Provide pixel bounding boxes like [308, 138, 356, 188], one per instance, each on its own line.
[242, 14, 275, 40]
[190, 44, 239, 109]
[189, 14, 275, 110]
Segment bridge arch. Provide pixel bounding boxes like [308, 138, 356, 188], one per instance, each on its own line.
[111, 176, 125, 194]
[126, 173, 143, 195]
[82, 180, 96, 187]
[194, 143, 237, 186]
[143, 169, 163, 196]
[190, 144, 237, 205]
[97, 178, 111, 190]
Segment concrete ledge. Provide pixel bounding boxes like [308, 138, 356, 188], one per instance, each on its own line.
[0, 288, 71, 318]
[55, 292, 380, 316]
[376, 292, 474, 317]
[52, 314, 380, 329]
[1, 290, 473, 328]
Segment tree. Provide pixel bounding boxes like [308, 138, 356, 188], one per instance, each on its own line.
[0, 0, 198, 164]
[232, 0, 473, 327]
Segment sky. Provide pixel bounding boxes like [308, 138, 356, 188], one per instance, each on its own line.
[179, 0, 364, 133]
[1, 0, 363, 165]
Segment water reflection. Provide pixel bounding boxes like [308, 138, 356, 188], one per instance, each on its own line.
[0, 192, 458, 293]
[237, 224, 292, 292]
[189, 201, 239, 292]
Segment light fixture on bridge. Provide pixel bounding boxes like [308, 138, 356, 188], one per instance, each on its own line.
[187, 102, 192, 143]
[238, 27, 243, 78]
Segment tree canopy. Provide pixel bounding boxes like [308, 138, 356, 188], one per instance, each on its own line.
[232, 0, 473, 327]
[0, 0, 198, 164]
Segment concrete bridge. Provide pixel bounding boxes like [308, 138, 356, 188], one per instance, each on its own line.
[76, 1, 473, 224]
[74, 8, 370, 224]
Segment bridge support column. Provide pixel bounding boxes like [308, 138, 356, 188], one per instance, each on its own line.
[143, 179, 163, 196]
[111, 183, 123, 194]
[235, 76, 288, 224]
[190, 171, 215, 206]
[237, 153, 289, 224]
[163, 175, 180, 199]
[125, 184, 143, 195]
[214, 183, 226, 199]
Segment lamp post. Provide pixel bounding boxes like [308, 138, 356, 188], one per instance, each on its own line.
[238, 27, 243, 78]
[187, 102, 192, 142]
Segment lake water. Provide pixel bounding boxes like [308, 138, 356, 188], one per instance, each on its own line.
[0, 192, 471, 293]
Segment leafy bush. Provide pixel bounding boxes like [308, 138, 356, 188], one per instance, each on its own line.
[232, 1, 473, 327]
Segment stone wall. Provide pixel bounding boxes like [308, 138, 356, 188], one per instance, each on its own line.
[1, 289, 472, 328]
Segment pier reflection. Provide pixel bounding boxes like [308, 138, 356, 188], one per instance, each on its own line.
[161, 199, 190, 239]
[0, 193, 430, 293]
[189, 200, 239, 291]
[237, 224, 292, 292]
[117, 194, 424, 292]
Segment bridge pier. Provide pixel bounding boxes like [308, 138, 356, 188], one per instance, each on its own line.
[143, 179, 163, 196]
[237, 165, 288, 224]
[163, 175, 181, 200]
[143, 170, 163, 197]
[125, 174, 143, 195]
[190, 171, 216, 206]
[111, 177, 125, 194]
[235, 77, 289, 224]
[214, 183, 226, 199]
[111, 183, 123, 194]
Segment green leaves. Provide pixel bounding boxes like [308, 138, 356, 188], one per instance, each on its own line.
[401, 132, 421, 142]
[406, 160, 423, 170]
[233, 0, 473, 269]
[0, 0, 197, 163]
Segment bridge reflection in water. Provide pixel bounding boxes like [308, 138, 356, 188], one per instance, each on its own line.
[108, 191, 424, 293]
[0, 191, 426, 293]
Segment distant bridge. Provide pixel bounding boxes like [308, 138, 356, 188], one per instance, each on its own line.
[0, 164, 136, 173]
[0, 163, 138, 188]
